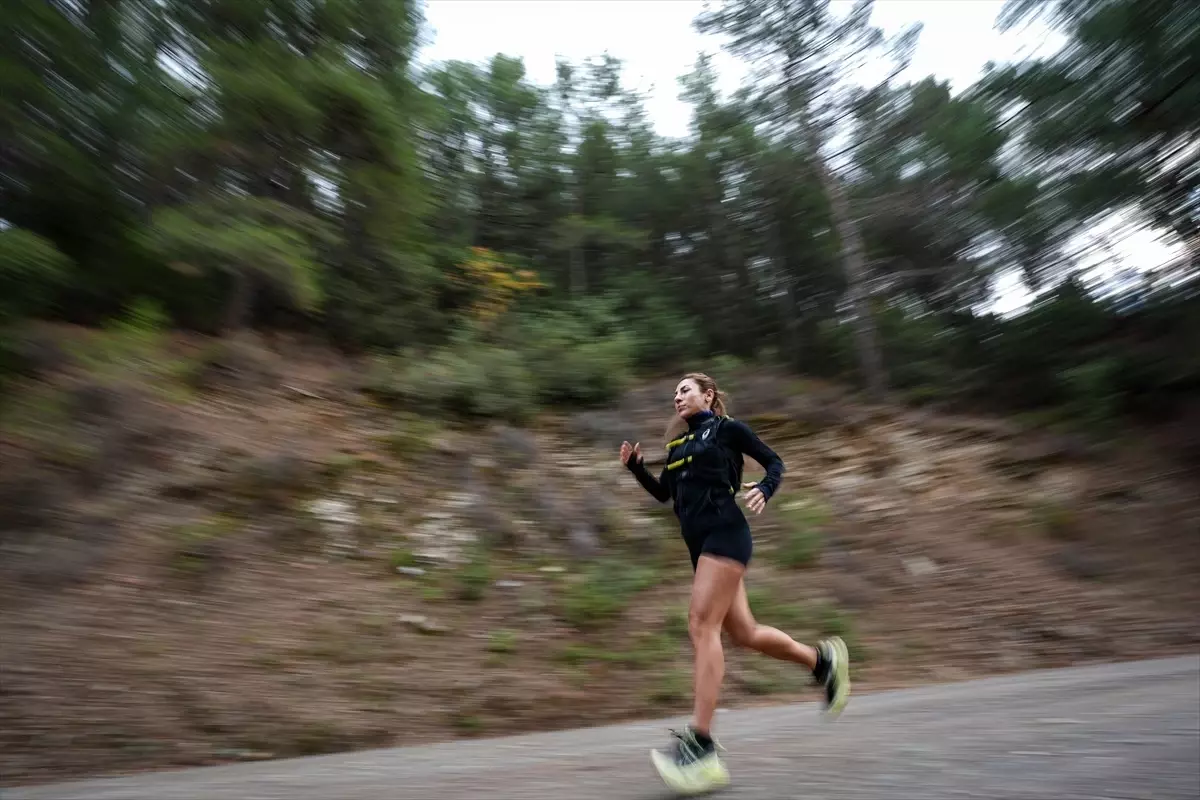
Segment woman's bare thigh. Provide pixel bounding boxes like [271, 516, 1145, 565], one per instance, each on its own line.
[689, 554, 744, 629]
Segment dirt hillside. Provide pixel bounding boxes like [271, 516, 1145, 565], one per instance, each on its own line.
[2, 327, 1198, 787]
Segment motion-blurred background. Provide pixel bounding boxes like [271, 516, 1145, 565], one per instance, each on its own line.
[1, 0, 1197, 788]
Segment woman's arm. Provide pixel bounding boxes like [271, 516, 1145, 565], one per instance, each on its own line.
[724, 419, 785, 501]
[627, 457, 672, 503]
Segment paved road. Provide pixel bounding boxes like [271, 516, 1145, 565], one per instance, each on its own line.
[9, 656, 1199, 800]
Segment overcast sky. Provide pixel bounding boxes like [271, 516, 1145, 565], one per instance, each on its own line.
[416, 0, 1183, 313]
[419, 1, 1065, 138]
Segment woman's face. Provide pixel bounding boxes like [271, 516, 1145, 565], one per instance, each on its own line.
[674, 378, 712, 419]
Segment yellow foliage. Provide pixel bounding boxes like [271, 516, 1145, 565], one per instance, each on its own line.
[455, 247, 544, 324]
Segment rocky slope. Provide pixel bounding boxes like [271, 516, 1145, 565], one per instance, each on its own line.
[2, 328, 1198, 787]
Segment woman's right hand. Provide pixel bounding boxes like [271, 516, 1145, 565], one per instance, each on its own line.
[620, 440, 641, 466]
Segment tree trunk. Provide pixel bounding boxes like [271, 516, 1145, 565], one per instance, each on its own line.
[769, 201, 802, 368]
[570, 240, 586, 296]
[222, 270, 254, 334]
[813, 155, 887, 400]
[570, 172, 587, 296]
[781, 38, 885, 397]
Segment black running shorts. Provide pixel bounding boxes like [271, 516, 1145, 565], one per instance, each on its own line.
[680, 494, 753, 571]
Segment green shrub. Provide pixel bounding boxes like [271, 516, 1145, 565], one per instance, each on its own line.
[1033, 500, 1081, 541]
[388, 547, 417, 571]
[647, 668, 690, 705]
[743, 663, 790, 695]
[1059, 358, 1122, 432]
[456, 551, 491, 602]
[744, 584, 810, 630]
[487, 630, 517, 654]
[66, 298, 177, 385]
[379, 413, 441, 460]
[367, 340, 536, 423]
[813, 602, 865, 661]
[663, 604, 688, 638]
[0, 229, 71, 324]
[603, 270, 704, 370]
[776, 496, 828, 569]
[515, 299, 637, 405]
[558, 559, 658, 630]
[167, 516, 237, 577]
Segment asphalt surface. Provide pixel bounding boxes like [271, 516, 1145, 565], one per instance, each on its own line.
[9, 656, 1199, 800]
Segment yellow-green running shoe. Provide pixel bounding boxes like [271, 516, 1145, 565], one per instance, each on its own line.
[650, 726, 730, 796]
[814, 636, 851, 716]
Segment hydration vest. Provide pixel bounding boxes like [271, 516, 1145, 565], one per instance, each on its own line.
[664, 415, 743, 498]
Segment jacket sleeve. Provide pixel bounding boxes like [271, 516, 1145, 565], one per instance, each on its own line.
[724, 419, 785, 501]
[626, 457, 672, 503]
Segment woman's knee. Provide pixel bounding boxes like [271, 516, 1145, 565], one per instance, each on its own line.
[688, 607, 723, 643]
[688, 553, 745, 643]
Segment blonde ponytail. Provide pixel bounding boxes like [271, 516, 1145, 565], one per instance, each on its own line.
[711, 390, 728, 417]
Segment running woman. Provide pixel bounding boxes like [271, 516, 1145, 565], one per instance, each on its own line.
[620, 372, 849, 794]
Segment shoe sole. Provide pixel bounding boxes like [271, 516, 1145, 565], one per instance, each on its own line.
[651, 748, 731, 796]
[825, 636, 851, 718]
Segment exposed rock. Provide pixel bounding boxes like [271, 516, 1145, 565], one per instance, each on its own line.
[171, 535, 226, 580]
[830, 574, 878, 609]
[472, 504, 516, 549]
[2, 514, 121, 590]
[566, 522, 601, 559]
[903, 556, 940, 579]
[416, 433, 454, 456]
[230, 452, 315, 512]
[1092, 483, 1141, 503]
[916, 415, 1023, 442]
[1031, 468, 1087, 505]
[1161, 405, 1200, 470]
[2, 327, 70, 377]
[455, 483, 514, 550]
[821, 471, 868, 499]
[470, 455, 498, 473]
[569, 410, 634, 449]
[412, 549, 459, 566]
[1049, 545, 1112, 581]
[492, 425, 539, 467]
[187, 335, 280, 392]
[307, 498, 359, 530]
[399, 614, 450, 635]
[404, 492, 481, 565]
[65, 381, 125, 425]
[159, 474, 217, 500]
[1036, 622, 1102, 642]
[305, 498, 361, 558]
[991, 436, 1092, 477]
[528, 484, 598, 557]
[787, 395, 848, 432]
[582, 490, 621, 538]
[45, 381, 183, 488]
[0, 471, 67, 535]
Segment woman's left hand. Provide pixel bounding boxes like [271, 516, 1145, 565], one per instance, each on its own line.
[741, 482, 766, 515]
